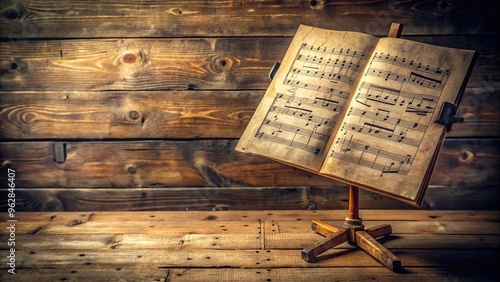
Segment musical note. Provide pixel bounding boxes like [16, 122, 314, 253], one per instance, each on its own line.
[275, 92, 343, 119]
[285, 79, 351, 100]
[343, 122, 422, 147]
[254, 79, 340, 156]
[371, 52, 451, 78]
[314, 46, 456, 179]
[365, 67, 448, 90]
[260, 39, 455, 179]
[285, 44, 368, 91]
[347, 107, 428, 133]
[408, 72, 445, 89]
[330, 137, 413, 176]
[355, 83, 438, 116]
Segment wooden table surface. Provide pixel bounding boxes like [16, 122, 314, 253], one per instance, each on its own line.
[1, 210, 499, 281]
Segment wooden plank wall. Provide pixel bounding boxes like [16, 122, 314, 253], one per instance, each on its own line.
[0, 0, 498, 211]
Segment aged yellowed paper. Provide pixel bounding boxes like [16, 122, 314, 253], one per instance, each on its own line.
[236, 25, 378, 171]
[236, 25, 476, 206]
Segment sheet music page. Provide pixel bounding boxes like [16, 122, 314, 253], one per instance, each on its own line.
[320, 38, 476, 202]
[236, 25, 379, 171]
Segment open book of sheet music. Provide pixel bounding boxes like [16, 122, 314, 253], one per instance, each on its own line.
[236, 25, 477, 206]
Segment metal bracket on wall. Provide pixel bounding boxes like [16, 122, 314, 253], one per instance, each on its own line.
[53, 142, 67, 163]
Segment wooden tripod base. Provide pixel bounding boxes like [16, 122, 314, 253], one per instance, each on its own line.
[301, 219, 401, 271]
[301, 186, 401, 271]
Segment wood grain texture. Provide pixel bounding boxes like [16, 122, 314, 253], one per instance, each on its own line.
[0, 269, 169, 282]
[0, 91, 260, 139]
[0, 140, 339, 188]
[2, 249, 497, 269]
[0, 36, 497, 92]
[0, 89, 497, 140]
[2, 267, 498, 282]
[432, 138, 500, 187]
[0, 139, 498, 189]
[0, 38, 285, 91]
[5, 185, 499, 212]
[0, 0, 495, 39]
[7, 233, 499, 250]
[0, 0, 498, 213]
[4, 210, 496, 223]
[0, 210, 498, 281]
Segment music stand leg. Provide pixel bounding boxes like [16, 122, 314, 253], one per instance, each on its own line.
[356, 230, 402, 271]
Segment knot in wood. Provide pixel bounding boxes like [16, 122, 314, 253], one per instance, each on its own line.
[22, 112, 36, 123]
[215, 56, 232, 70]
[123, 53, 137, 64]
[171, 8, 183, 15]
[459, 149, 474, 162]
[120, 51, 148, 69]
[4, 7, 21, 21]
[309, 0, 324, 9]
[127, 166, 137, 174]
[208, 55, 236, 74]
[434, 0, 456, 15]
[128, 111, 141, 120]
[9, 60, 27, 72]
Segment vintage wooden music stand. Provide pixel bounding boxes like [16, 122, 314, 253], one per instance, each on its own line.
[299, 23, 405, 272]
[264, 21, 471, 272]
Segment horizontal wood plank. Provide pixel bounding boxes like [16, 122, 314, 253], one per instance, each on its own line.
[2, 267, 498, 282]
[2, 186, 499, 212]
[0, 0, 496, 39]
[5, 233, 263, 250]
[1, 249, 498, 269]
[0, 139, 498, 189]
[264, 233, 500, 250]
[3, 210, 498, 223]
[268, 221, 500, 236]
[3, 233, 498, 251]
[0, 88, 498, 139]
[1, 220, 262, 235]
[0, 91, 260, 139]
[0, 36, 497, 92]
[0, 38, 285, 91]
[2, 220, 498, 236]
[0, 268, 169, 282]
[433, 138, 500, 187]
